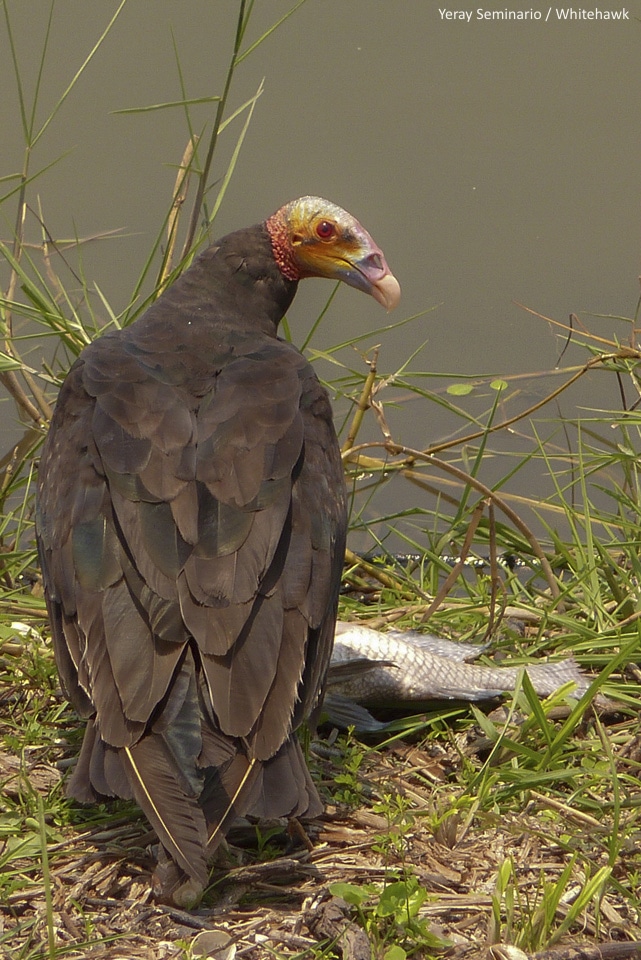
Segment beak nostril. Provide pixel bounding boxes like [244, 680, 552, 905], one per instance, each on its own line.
[365, 252, 384, 272]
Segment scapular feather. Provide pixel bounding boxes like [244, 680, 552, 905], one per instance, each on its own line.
[110, 492, 180, 601]
[193, 483, 254, 559]
[168, 482, 200, 545]
[139, 500, 192, 580]
[92, 404, 152, 474]
[138, 447, 190, 502]
[176, 574, 255, 654]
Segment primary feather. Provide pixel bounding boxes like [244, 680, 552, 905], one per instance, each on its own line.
[36, 197, 399, 903]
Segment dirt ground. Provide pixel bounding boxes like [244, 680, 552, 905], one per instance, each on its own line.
[3, 717, 641, 960]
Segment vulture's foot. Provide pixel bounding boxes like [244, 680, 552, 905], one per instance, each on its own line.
[151, 847, 205, 909]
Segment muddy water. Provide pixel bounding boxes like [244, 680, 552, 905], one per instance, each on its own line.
[1, 1, 639, 548]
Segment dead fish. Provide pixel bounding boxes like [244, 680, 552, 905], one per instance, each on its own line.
[325, 622, 591, 731]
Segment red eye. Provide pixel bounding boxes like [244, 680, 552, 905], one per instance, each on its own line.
[315, 220, 336, 240]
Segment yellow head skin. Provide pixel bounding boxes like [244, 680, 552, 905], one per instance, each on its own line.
[266, 196, 401, 311]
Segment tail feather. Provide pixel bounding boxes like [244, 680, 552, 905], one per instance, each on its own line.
[203, 755, 261, 854]
[247, 737, 323, 820]
[67, 718, 101, 803]
[88, 730, 114, 798]
[66, 650, 324, 887]
[200, 733, 324, 853]
[67, 717, 133, 801]
[122, 736, 208, 884]
[103, 743, 132, 797]
[198, 720, 262, 849]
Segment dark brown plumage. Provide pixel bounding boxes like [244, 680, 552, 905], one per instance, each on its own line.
[36, 197, 399, 903]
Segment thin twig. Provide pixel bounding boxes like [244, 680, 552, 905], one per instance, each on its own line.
[0, 370, 45, 424]
[343, 440, 561, 603]
[483, 500, 509, 643]
[427, 351, 632, 458]
[341, 346, 380, 454]
[344, 547, 424, 601]
[159, 136, 198, 288]
[405, 451, 560, 603]
[532, 942, 641, 960]
[419, 498, 487, 623]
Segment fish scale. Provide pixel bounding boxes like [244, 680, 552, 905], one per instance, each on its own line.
[325, 622, 591, 729]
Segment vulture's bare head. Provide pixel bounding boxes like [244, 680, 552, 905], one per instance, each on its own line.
[265, 196, 401, 311]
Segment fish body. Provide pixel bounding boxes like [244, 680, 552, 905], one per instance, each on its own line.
[325, 622, 590, 730]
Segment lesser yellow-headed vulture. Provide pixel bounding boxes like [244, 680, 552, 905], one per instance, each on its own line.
[36, 197, 400, 903]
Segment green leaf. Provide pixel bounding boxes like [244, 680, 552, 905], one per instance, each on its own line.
[0, 352, 23, 371]
[377, 878, 427, 921]
[384, 947, 407, 960]
[446, 382, 474, 396]
[490, 378, 508, 391]
[112, 95, 221, 115]
[329, 881, 368, 906]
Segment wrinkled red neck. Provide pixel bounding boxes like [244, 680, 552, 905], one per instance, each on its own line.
[265, 211, 301, 282]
